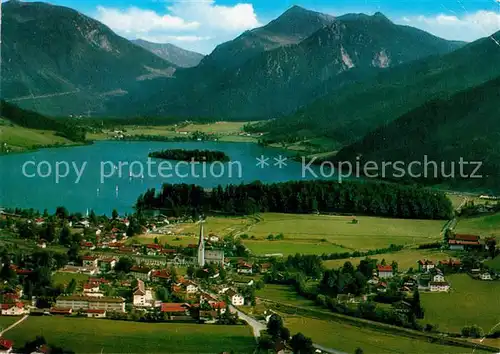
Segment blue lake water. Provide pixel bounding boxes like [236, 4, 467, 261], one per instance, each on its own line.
[0, 141, 334, 214]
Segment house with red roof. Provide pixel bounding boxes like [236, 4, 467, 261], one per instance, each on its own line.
[80, 241, 95, 250]
[237, 262, 253, 275]
[151, 270, 171, 282]
[98, 258, 117, 273]
[0, 338, 13, 353]
[50, 307, 73, 315]
[161, 303, 189, 315]
[448, 234, 481, 251]
[377, 265, 393, 279]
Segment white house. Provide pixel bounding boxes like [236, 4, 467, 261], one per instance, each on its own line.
[377, 265, 393, 278]
[86, 309, 106, 318]
[433, 274, 445, 283]
[183, 280, 198, 294]
[429, 275, 450, 292]
[225, 289, 244, 306]
[480, 273, 493, 281]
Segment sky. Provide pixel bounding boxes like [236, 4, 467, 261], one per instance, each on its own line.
[8, 0, 500, 53]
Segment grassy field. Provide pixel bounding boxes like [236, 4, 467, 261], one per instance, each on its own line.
[243, 213, 445, 251]
[421, 274, 500, 333]
[0, 316, 19, 330]
[284, 315, 489, 354]
[88, 122, 259, 143]
[323, 248, 453, 270]
[0, 124, 73, 151]
[52, 272, 90, 291]
[128, 216, 252, 246]
[245, 239, 348, 256]
[4, 317, 255, 353]
[256, 284, 317, 308]
[455, 213, 500, 237]
[485, 257, 500, 272]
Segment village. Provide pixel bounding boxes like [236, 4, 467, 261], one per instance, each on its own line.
[0, 203, 498, 353]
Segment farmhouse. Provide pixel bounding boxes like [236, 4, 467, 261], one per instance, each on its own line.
[130, 266, 153, 281]
[0, 302, 26, 316]
[237, 262, 253, 275]
[83, 283, 100, 294]
[429, 275, 450, 292]
[161, 303, 189, 316]
[448, 234, 481, 251]
[151, 270, 172, 282]
[50, 307, 73, 315]
[377, 265, 393, 278]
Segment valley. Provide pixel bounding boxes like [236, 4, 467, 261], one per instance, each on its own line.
[1, 0, 500, 353]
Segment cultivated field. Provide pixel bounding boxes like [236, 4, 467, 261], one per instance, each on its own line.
[4, 317, 255, 353]
[420, 274, 500, 333]
[89, 122, 258, 143]
[244, 240, 347, 256]
[455, 213, 500, 237]
[243, 213, 445, 252]
[323, 248, 452, 270]
[256, 284, 317, 309]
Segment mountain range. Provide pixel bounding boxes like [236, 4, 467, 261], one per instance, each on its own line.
[3, 0, 500, 189]
[334, 75, 500, 190]
[132, 39, 204, 68]
[1, 0, 176, 116]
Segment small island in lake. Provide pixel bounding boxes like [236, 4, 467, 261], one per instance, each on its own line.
[148, 149, 230, 162]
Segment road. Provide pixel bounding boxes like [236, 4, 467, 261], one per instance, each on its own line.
[230, 305, 346, 354]
[229, 305, 266, 340]
[0, 314, 28, 336]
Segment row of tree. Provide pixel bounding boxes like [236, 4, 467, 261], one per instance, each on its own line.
[137, 181, 453, 219]
[148, 149, 230, 162]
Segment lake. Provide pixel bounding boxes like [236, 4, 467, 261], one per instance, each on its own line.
[0, 141, 335, 214]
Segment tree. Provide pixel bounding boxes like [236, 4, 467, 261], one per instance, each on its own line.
[59, 226, 72, 246]
[355, 348, 364, 354]
[411, 289, 424, 319]
[290, 333, 314, 354]
[66, 279, 77, 294]
[115, 257, 134, 273]
[55, 206, 69, 220]
[486, 237, 497, 259]
[280, 327, 291, 342]
[112, 209, 119, 219]
[89, 210, 98, 226]
[390, 261, 398, 274]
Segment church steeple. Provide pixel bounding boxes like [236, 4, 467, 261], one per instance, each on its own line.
[197, 218, 205, 267]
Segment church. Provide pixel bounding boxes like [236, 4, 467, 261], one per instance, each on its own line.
[197, 219, 224, 267]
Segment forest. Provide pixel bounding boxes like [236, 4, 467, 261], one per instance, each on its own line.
[0, 100, 86, 142]
[148, 149, 230, 162]
[136, 180, 453, 220]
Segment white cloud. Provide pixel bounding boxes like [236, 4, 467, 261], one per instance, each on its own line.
[94, 0, 261, 54]
[96, 6, 200, 34]
[398, 10, 500, 41]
